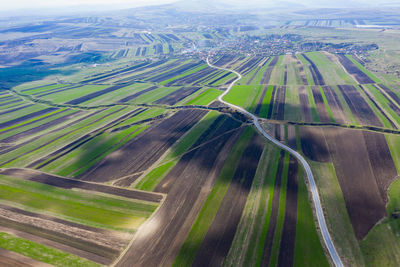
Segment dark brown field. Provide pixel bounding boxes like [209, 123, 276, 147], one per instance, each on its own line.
[80, 109, 206, 183]
[311, 85, 331, 122]
[299, 126, 330, 162]
[321, 86, 348, 123]
[192, 132, 264, 267]
[277, 155, 299, 267]
[261, 56, 279, 84]
[336, 54, 375, 84]
[154, 86, 202, 105]
[116, 117, 244, 267]
[298, 86, 313, 122]
[337, 85, 382, 127]
[261, 150, 285, 266]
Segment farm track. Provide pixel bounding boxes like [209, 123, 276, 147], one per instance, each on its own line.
[206, 56, 344, 267]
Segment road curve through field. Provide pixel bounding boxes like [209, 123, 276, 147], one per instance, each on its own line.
[206, 56, 344, 267]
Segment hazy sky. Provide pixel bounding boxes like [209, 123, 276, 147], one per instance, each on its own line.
[1, 0, 176, 11]
[2, 0, 400, 11]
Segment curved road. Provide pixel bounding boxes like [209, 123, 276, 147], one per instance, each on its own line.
[207, 56, 344, 267]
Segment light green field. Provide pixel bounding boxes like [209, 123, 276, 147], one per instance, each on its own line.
[184, 88, 221, 105]
[0, 232, 101, 267]
[0, 174, 158, 231]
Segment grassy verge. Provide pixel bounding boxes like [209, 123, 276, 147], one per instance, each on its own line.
[184, 88, 221, 105]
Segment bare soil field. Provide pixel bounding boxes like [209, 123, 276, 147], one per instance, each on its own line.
[337, 85, 382, 127]
[311, 86, 331, 122]
[118, 86, 158, 103]
[116, 118, 244, 267]
[323, 127, 387, 239]
[300, 126, 330, 162]
[254, 86, 268, 115]
[154, 86, 202, 105]
[277, 155, 298, 267]
[266, 86, 277, 119]
[298, 86, 313, 122]
[321, 86, 348, 123]
[336, 55, 375, 84]
[261, 56, 279, 84]
[0, 247, 52, 267]
[81, 109, 206, 183]
[191, 133, 264, 267]
[0, 107, 58, 129]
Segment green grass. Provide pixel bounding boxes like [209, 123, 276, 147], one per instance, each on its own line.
[42, 85, 109, 104]
[259, 85, 274, 118]
[173, 127, 255, 266]
[160, 64, 208, 85]
[130, 86, 180, 104]
[305, 86, 320, 122]
[386, 134, 400, 174]
[361, 178, 400, 266]
[0, 174, 157, 231]
[223, 85, 263, 112]
[184, 88, 221, 106]
[284, 86, 302, 121]
[296, 54, 314, 85]
[0, 232, 102, 267]
[293, 168, 330, 267]
[318, 86, 336, 122]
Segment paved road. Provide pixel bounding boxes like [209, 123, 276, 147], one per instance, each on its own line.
[207, 56, 344, 267]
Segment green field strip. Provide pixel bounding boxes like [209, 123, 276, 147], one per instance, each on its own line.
[305, 86, 320, 122]
[0, 108, 66, 133]
[129, 86, 181, 104]
[0, 104, 53, 126]
[144, 60, 192, 80]
[159, 64, 208, 85]
[184, 88, 221, 106]
[318, 86, 336, 122]
[255, 57, 274, 84]
[41, 124, 147, 177]
[0, 109, 81, 142]
[106, 59, 181, 83]
[0, 232, 101, 267]
[81, 83, 152, 106]
[135, 111, 219, 191]
[0, 107, 128, 167]
[40, 85, 109, 104]
[293, 167, 329, 267]
[111, 108, 166, 128]
[331, 85, 359, 125]
[346, 55, 381, 83]
[286, 60, 300, 86]
[17, 84, 69, 95]
[307, 52, 356, 85]
[173, 127, 255, 266]
[224, 85, 264, 112]
[361, 178, 400, 267]
[355, 85, 393, 129]
[269, 56, 285, 85]
[249, 85, 266, 113]
[224, 145, 280, 266]
[310, 161, 365, 266]
[209, 72, 236, 86]
[0, 175, 158, 231]
[386, 134, 400, 174]
[268, 151, 290, 267]
[296, 54, 314, 85]
[174, 88, 207, 106]
[259, 85, 275, 118]
[284, 86, 302, 121]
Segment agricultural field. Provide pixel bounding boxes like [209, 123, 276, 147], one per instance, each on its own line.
[1, 4, 400, 267]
